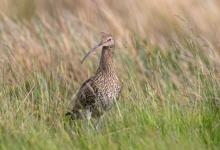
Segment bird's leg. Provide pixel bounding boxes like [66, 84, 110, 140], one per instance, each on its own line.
[85, 108, 92, 121]
[85, 108, 94, 129]
[95, 114, 105, 130]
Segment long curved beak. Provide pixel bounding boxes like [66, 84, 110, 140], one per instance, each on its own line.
[81, 43, 101, 64]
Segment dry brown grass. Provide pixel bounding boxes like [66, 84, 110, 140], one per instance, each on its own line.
[0, 0, 220, 78]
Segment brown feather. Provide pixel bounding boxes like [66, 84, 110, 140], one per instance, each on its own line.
[67, 34, 121, 119]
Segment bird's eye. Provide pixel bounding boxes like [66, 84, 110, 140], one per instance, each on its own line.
[107, 38, 111, 41]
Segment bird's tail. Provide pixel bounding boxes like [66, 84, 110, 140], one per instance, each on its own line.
[65, 109, 82, 120]
[66, 95, 82, 120]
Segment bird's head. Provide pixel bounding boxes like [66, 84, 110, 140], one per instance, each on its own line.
[81, 32, 114, 63]
[99, 32, 114, 47]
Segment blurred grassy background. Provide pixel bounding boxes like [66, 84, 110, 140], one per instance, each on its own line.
[0, 0, 220, 150]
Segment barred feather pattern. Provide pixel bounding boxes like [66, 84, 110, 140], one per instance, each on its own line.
[67, 45, 121, 119]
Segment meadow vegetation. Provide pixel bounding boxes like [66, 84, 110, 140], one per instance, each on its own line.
[0, 0, 220, 149]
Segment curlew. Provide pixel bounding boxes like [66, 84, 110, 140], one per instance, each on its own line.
[66, 32, 121, 127]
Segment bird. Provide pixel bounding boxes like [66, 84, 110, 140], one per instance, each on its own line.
[66, 32, 121, 127]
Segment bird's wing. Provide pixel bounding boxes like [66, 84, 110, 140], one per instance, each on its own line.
[76, 78, 99, 107]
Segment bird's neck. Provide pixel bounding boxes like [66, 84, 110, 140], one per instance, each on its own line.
[96, 46, 115, 75]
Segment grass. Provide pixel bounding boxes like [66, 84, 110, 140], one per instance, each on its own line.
[0, 0, 220, 149]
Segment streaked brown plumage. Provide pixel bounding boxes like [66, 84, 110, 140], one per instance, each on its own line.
[66, 32, 121, 123]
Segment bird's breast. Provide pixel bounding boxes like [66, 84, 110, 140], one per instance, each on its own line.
[99, 75, 120, 99]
